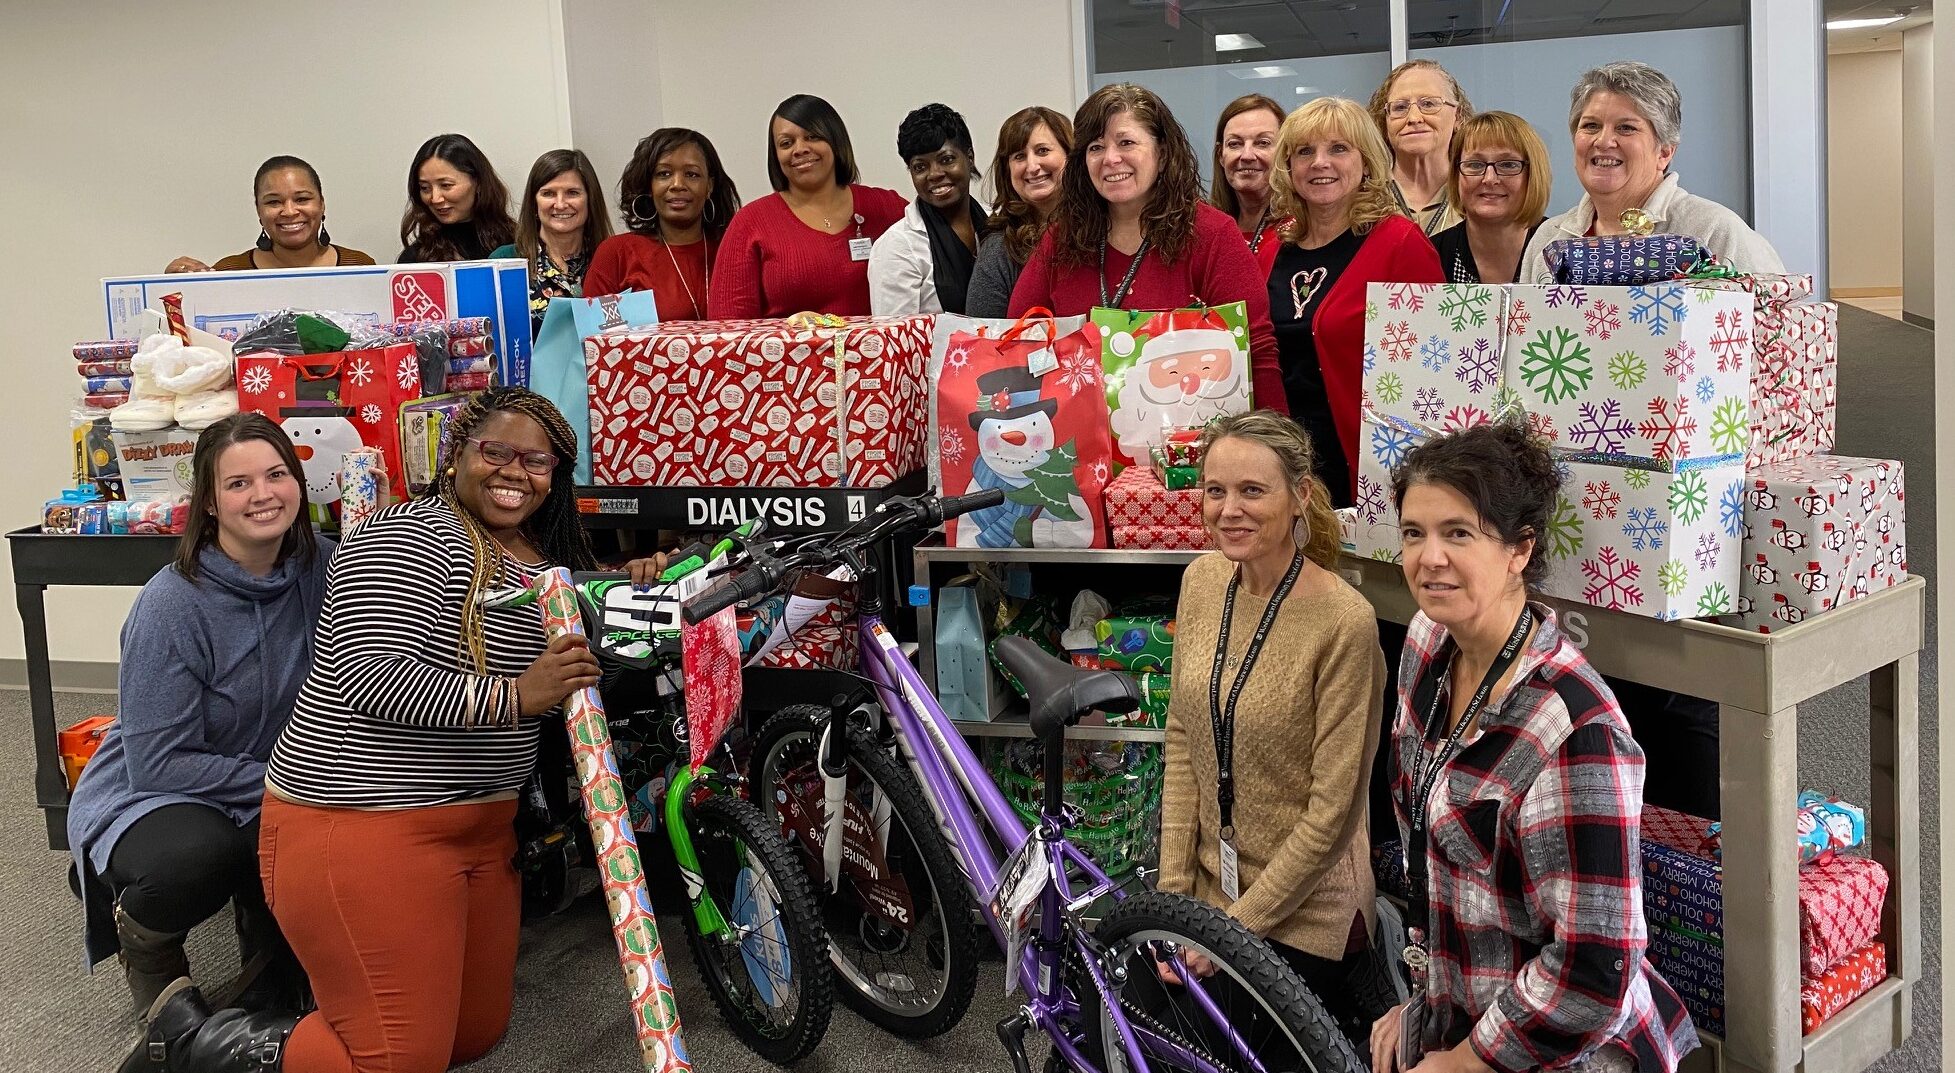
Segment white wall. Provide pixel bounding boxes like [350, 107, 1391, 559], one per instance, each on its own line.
[1826, 49, 1904, 292]
[1903, 23, 1935, 322]
[0, 0, 573, 666]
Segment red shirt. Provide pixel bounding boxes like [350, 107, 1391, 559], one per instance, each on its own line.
[1008, 202, 1286, 416]
[1245, 213, 1291, 278]
[583, 233, 714, 321]
[706, 185, 908, 318]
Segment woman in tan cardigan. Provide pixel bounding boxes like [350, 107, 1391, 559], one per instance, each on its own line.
[1157, 408, 1387, 1045]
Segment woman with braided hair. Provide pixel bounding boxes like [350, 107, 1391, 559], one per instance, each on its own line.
[127, 387, 666, 1073]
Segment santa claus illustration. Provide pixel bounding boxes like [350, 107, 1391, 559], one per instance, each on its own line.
[959, 366, 1095, 548]
[1105, 308, 1248, 466]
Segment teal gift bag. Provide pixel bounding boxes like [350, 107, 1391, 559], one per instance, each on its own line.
[531, 290, 660, 485]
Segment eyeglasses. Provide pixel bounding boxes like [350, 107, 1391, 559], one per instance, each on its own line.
[468, 437, 558, 475]
[1386, 97, 1457, 119]
[1458, 159, 1527, 176]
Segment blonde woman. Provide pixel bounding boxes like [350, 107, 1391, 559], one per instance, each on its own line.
[1266, 97, 1441, 506]
[1431, 112, 1552, 285]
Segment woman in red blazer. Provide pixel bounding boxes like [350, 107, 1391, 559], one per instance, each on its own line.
[1266, 96, 1442, 506]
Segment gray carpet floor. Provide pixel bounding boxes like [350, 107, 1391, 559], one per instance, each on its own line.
[0, 305, 1938, 1073]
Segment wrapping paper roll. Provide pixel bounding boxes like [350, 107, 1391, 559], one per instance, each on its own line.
[161, 293, 191, 344]
[370, 316, 492, 339]
[338, 448, 382, 534]
[448, 357, 493, 376]
[76, 360, 134, 377]
[83, 375, 133, 395]
[83, 392, 129, 410]
[531, 568, 692, 1073]
[74, 340, 140, 362]
[448, 333, 493, 358]
[446, 371, 492, 392]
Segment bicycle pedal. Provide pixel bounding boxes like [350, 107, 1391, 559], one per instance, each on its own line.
[995, 1009, 1034, 1073]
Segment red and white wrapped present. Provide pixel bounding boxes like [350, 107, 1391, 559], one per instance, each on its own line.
[1749, 301, 1838, 468]
[1801, 941, 1886, 1033]
[585, 315, 931, 487]
[1735, 455, 1906, 633]
[1112, 525, 1211, 550]
[1104, 464, 1201, 529]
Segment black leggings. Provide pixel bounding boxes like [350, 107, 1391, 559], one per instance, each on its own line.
[104, 803, 263, 934]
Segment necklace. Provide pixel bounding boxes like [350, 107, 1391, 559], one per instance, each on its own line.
[1246, 205, 1273, 253]
[663, 235, 711, 318]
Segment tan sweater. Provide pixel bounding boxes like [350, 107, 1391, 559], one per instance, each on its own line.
[1157, 552, 1386, 959]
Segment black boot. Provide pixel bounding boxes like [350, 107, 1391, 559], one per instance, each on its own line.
[230, 899, 310, 1013]
[115, 899, 190, 1020]
[120, 978, 299, 1073]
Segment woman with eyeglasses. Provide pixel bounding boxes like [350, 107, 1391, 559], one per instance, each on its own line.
[1429, 112, 1551, 285]
[1367, 61, 1474, 239]
[1266, 97, 1441, 508]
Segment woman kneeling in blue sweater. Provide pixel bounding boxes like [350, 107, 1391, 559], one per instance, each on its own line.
[68, 413, 334, 1021]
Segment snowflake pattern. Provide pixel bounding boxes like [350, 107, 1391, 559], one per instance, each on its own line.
[943, 340, 974, 373]
[1663, 341, 1697, 382]
[1622, 506, 1668, 550]
[1371, 425, 1416, 467]
[1628, 284, 1689, 336]
[1545, 494, 1585, 560]
[1584, 301, 1623, 340]
[1419, 334, 1450, 372]
[1583, 481, 1622, 520]
[1508, 298, 1531, 338]
[1383, 283, 1431, 312]
[1439, 287, 1494, 331]
[1696, 582, 1732, 617]
[1708, 396, 1748, 455]
[938, 427, 967, 466]
[396, 354, 419, 391]
[1453, 338, 1499, 393]
[346, 356, 375, 387]
[1668, 470, 1709, 524]
[1526, 410, 1558, 442]
[359, 402, 383, 425]
[1441, 405, 1489, 433]
[1545, 285, 1588, 308]
[1356, 475, 1389, 523]
[1412, 388, 1443, 424]
[1694, 533, 1721, 572]
[1364, 300, 1380, 323]
[1490, 385, 1523, 422]
[241, 366, 273, 396]
[1709, 308, 1747, 372]
[1381, 321, 1417, 363]
[1607, 351, 1647, 391]
[1637, 398, 1697, 463]
[1658, 559, 1690, 598]
[1694, 375, 1717, 405]
[1580, 546, 1645, 609]
[1056, 348, 1099, 396]
[1375, 372, 1404, 406]
[1565, 399, 1633, 454]
[1517, 327, 1594, 403]
[1623, 468, 1652, 491]
[1717, 479, 1746, 538]
[1364, 344, 1379, 373]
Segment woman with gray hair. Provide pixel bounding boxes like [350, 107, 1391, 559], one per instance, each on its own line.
[1520, 60, 1784, 282]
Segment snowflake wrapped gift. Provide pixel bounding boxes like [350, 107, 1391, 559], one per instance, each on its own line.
[1502, 283, 1753, 471]
[1733, 455, 1906, 633]
[1537, 458, 1746, 621]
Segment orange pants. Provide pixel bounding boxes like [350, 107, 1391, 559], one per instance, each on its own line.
[259, 792, 520, 1073]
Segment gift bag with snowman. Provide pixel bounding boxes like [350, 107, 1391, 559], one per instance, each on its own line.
[236, 343, 421, 529]
[1092, 303, 1254, 470]
[928, 310, 1114, 549]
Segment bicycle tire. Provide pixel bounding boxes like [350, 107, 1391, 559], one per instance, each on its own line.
[682, 793, 834, 1064]
[750, 704, 983, 1039]
[1070, 889, 1364, 1073]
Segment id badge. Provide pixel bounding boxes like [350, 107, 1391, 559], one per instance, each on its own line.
[1398, 994, 1430, 1070]
[1219, 837, 1241, 901]
[848, 237, 873, 261]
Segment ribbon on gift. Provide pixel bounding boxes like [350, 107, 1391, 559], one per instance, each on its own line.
[1678, 258, 1830, 456]
[788, 312, 869, 482]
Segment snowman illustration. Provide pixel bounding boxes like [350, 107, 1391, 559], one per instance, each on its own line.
[959, 366, 1095, 549]
[1105, 308, 1247, 466]
[281, 406, 366, 516]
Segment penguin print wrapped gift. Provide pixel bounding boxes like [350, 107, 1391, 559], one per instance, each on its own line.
[930, 311, 1114, 548]
[1093, 303, 1254, 470]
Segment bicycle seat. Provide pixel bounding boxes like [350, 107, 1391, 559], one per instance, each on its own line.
[993, 635, 1141, 741]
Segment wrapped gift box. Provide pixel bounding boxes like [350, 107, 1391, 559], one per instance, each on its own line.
[1646, 925, 1726, 1035]
[1112, 525, 1210, 550]
[1102, 671, 1170, 729]
[586, 316, 930, 488]
[1802, 941, 1886, 1033]
[1371, 839, 1410, 901]
[1105, 463, 1201, 529]
[1748, 301, 1837, 467]
[1502, 283, 1752, 469]
[1094, 613, 1176, 673]
[1532, 459, 1745, 621]
[1734, 455, 1904, 633]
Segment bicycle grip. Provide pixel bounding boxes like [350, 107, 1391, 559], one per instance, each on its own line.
[931, 488, 1006, 524]
[681, 567, 770, 624]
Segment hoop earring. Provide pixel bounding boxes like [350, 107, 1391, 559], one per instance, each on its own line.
[255, 229, 273, 252]
[703, 199, 719, 226]
[629, 194, 657, 229]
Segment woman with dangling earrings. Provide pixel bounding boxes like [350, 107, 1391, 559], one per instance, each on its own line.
[583, 129, 740, 320]
[165, 157, 373, 273]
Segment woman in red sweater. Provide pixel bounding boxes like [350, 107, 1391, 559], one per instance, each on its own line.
[583, 128, 741, 320]
[1266, 96, 1442, 506]
[708, 94, 908, 318]
[1008, 83, 1284, 416]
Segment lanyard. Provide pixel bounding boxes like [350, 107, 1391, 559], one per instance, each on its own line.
[1401, 607, 1533, 972]
[1098, 237, 1151, 308]
[1247, 207, 1273, 254]
[1207, 549, 1306, 840]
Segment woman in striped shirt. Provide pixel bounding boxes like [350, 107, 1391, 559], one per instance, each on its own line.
[129, 388, 662, 1073]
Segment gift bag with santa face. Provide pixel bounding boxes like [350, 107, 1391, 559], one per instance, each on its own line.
[236, 343, 421, 529]
[928, 311, 1113, 549]
[1092, 303, 1253, 470]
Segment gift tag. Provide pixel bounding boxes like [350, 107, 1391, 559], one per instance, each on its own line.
[849, 238, 873, 261]
[1026, 344, 1058, 377]
[1220, 837, 1241, 901]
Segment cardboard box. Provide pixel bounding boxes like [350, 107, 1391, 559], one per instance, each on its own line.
[1735, 455, 1905, 632]
[110, 426, 200, 500]
[101, 259, 532, 386]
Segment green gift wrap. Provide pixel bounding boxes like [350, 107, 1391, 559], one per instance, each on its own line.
[1094, 614, 1177, 673]
[1093, 303, 1254, 471]
[1104, 671, 1171, 729]
[1150, 448, 1201, 491]
[989, 595, 1064, 698]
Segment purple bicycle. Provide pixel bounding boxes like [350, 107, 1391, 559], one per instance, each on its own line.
[689, 491, 1363, 1073]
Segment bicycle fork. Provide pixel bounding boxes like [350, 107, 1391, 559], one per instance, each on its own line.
[663, 766, 731, 939]
[815, 701, 894, 893]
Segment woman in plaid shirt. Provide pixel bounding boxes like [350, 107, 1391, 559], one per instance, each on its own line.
[1370, 423, 1697, 1073]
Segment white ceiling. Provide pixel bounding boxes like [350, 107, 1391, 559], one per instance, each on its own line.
[1823, 0, 1931, 54]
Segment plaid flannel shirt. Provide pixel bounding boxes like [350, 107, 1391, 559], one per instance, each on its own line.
[1392, 605, 1698, 1073]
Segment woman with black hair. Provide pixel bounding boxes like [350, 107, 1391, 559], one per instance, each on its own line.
[708, 94, 908, 318]
[583, 128, 741, 320]
[397, 133, 518, 263]
[166, 157, 373, 273]
[869, 103, 987, 315]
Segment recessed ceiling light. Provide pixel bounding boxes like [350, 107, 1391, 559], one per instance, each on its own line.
[1231, 64, 1298, 79]
[1826, 16, 1904, 29]
[1215, 33, 1264, 51]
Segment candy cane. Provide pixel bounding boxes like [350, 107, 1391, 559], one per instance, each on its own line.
[529, 568, 692, 1073]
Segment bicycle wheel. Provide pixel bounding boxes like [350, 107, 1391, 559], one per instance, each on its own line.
[682, 793, 833, 1064]
[750, 704, 983, 1039]
[1070, 890, 1363, 1073]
